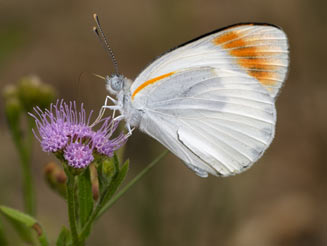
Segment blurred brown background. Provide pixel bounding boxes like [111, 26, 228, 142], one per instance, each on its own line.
[0, 0, 326, 245]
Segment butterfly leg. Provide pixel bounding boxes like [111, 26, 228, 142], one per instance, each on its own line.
[91, 96, 119, 127]
[113, 115, 134, 136]
[126, 125, 135, 136]
[100, 96, 118, 118]
[105, 95, 117, 104]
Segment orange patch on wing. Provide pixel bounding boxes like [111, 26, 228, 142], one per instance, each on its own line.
[223, 37, 265, 48]
[230, 46, 281, 57]
[223, 39, 246, 49]
[258, 79, 278, 86]
[213, 32, 240, 46]
[238, 58, 281, 70]
[213, 29, 280, 87]
[132, 72, 175, 100]
[248, 70, 277, 85]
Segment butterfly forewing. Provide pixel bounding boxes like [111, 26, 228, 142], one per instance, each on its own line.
[129, 24, 288, 177]
[131, 24, 288, 100]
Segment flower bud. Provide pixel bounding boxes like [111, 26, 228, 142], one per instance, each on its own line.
[102, 158, 116, 179]
[44, 162, 67, 198]
[2, 84, 18, 101]
[37, 84, 56, 110]
[92, 182, 99, 201]
[18, 75, 55, 112]
[4, 97, 22, 128]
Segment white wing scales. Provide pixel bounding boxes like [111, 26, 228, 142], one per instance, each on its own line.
[128, 24, 289, 177]
[139, 108, 214, 177]
[132, 24, 288, 99]
[137, 67, 276, 177]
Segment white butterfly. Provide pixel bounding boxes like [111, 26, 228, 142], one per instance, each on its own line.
[93, 14, 289, 178]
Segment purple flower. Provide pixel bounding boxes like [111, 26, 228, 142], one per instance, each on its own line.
[29, 100, 128, 169]
[92, 118, 127, 157]
[64, 141, 94, 169]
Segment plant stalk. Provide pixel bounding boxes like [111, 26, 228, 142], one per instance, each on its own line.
[11, 126, 35, 216]
[78, 149, 169, 240]
[97, 149, 169, 218]
[65, 171, 79, 246]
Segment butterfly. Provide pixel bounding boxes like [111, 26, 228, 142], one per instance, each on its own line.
[92, 14, 289, 178]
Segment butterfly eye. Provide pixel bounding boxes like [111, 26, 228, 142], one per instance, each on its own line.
[109, 75, 123, 91]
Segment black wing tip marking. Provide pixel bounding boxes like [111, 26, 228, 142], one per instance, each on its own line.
[167, 22, 284, 55]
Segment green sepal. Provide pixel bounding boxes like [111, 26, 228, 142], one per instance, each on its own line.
[0, 205, 49, 246]
[77, 167, 94, 228]
[56, 226, 71, 246]
[68, 165, 86, 176]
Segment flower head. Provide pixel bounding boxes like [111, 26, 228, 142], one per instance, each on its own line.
[30, 100, 128, 168]
[92, 118, 127, 157]
[64, 141, 94, 169]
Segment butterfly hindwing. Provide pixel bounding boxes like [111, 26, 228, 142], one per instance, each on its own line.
[136, 67, 276, 176]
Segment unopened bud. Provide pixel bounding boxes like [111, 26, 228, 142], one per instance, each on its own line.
[18, 75, 55, 112]
[2, 84, 18, 101]
[44, 162, 67, 198]
[55, 170, 67, 184]
[102, 158, 116, 179]
[92, 182, 99, 201]
[38, 84, 56, 109]
[44, 162, 57, 174]
[4, 97, 22, 127]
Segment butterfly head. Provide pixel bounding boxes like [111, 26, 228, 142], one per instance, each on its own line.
[105, 74, 126, 95]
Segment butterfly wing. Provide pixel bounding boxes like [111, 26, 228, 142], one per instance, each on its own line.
[132, 23, 288, 99]
[130, 24, 289, 177]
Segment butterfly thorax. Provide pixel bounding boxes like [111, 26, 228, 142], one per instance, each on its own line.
[106, 74, 142, 128]
[117, 89, 142, 128]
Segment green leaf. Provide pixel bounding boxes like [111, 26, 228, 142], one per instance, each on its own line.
[0, 218, 8, 246]
[56, 226, 71, 246]
[0, 206, 36, 227]
[0, 205, 49, 246]
[112, 153, 120, 175]
[102, 159, 129, 204]
[78, 168, 94, 228]
[96, 150, 168, 219]
[6, 216, 34, 243]
[97, 159, 129, 219]
[79, 159, 130, 241]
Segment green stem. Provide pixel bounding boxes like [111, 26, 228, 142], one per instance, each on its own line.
[11, 128, 35, 216]
[78, 150, 169, 240]
[97, 150, 169, 218]
[78, 204, 101, 241]
[65, 171, 79, 246]
[26, 118, 35, 155]
[20, 147, 35, 217]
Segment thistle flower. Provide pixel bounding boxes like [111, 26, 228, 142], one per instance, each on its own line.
[29, 100, 127, 169]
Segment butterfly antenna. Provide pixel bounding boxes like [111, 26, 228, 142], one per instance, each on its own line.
[93, 13, 119, 74]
